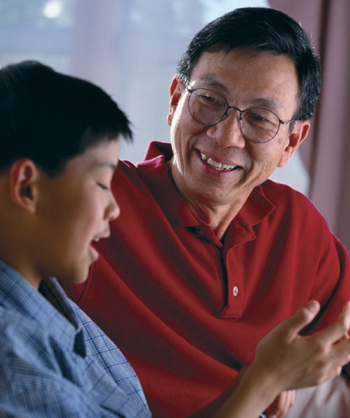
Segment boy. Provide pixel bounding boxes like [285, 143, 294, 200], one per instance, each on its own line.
[0, 61, 151, 417]
[0, 60, 350, 418]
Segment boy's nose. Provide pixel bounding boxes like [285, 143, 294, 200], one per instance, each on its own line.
[107, 194, 120, 221]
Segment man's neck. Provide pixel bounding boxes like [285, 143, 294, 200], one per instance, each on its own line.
[166, 159, 249, 241]
[185, 199, 243, 241]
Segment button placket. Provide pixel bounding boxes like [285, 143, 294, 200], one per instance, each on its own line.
[220, 248, 245, 319]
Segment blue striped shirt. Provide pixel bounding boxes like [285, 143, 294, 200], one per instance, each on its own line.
[0, 260, 151, 418]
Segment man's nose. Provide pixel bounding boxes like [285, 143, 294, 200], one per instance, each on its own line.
[206, 109, 246, 148]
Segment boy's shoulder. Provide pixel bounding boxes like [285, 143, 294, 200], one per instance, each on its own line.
[0, 287, 76, 369]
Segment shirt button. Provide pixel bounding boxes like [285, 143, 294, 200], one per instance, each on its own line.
[233, 286, 239, 297]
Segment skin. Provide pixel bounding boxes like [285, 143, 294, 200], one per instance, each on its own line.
[0, 139, 120, 290]
[167, 50, 310, 240]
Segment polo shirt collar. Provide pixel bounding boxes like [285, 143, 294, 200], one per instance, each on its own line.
[138, 141, 275, 233]
[138, 142, 201, 228]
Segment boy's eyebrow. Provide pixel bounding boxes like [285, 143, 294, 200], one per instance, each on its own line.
[94, 161, 118, 172]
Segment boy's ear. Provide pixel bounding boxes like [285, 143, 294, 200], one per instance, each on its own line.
[9, 159, 39, 213]
[278, 120, 310, 167]
[166, 76, 185, 127]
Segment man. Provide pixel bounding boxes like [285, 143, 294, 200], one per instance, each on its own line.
[65, 7, 350, 418]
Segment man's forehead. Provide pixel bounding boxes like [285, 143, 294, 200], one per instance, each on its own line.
[189, 49, 299, 112]
[192, 48, 296, 73]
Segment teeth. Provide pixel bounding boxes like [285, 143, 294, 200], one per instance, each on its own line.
[94, 238, 100, 242]
[200, 153, 236, 171]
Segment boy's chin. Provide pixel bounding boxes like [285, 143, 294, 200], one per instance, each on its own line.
[74, 269, 91, 284]
[62, 266, 91, 285]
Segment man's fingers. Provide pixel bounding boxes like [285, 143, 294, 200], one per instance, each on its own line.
[339, 301, 350, 331]
[279, 301, 320, 341]
[266, 390, 295, 418]
[327, 338, 350, 368]
[254, 301, 350, 394]
[283, 301, 350, 347]
[314, 301, 350, 346]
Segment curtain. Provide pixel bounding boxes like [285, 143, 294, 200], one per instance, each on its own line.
[269, 0, 350, 252]
[69, 0, 125, 95]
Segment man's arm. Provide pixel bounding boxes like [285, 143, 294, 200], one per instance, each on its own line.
[190, 301, 350, 418]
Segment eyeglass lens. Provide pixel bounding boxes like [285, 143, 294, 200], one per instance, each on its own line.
[188, 89, 280, 143]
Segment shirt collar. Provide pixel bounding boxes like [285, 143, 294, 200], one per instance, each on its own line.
[138, 141, 275, 231]
[0, 260, 85, 356]
[137, 142, 201, 227]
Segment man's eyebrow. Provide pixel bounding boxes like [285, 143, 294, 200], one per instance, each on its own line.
[249, 97, 282, 111]
[193, 75, 282, 111]
[192, 75, 230, 94]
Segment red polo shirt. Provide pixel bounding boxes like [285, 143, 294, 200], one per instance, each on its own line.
[65, 141, 350, 418]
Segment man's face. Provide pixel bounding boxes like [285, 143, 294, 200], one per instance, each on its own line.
[167, 49, 309, 215]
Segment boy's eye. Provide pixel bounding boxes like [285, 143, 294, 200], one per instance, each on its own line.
[98, 183, 110, 191]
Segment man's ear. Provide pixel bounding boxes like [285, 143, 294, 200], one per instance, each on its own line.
[9, 159, 39, 213]
[278, 120, 310, 168]
[166, 76, 185, 127]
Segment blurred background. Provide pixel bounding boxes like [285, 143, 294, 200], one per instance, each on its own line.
[1, 0, 349, 250]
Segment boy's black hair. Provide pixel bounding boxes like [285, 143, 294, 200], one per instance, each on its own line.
[0, 60, 132, 175]
[177, 7, 321, 121]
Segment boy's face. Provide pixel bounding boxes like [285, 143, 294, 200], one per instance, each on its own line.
[34, 139, 120, 285]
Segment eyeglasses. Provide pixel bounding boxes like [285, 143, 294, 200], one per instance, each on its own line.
[187, 88, 294, 143]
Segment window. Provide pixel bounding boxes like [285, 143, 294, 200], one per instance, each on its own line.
[0, 0, 309, 194]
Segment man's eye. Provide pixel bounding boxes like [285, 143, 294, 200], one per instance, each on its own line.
[197, 95, 223, 110]
[250, 113, 268, 122]
[200, 94, 219, 104]
[202, 95, 216, 102]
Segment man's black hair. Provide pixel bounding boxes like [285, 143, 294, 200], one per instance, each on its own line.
[177, 7, 321, 121]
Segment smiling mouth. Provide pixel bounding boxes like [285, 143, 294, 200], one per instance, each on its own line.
[200, 152, 239, 172]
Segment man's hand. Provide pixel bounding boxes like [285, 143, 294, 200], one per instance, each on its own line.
[265, 390, 295, 418]
[252, 301, 350, 394]
[192, 301, 350, 418]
